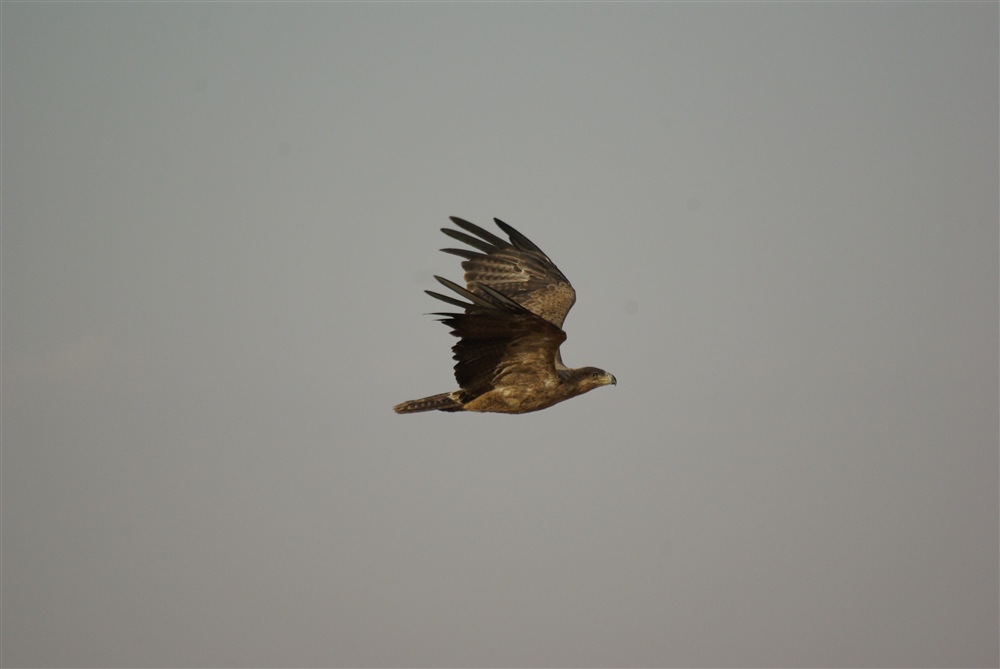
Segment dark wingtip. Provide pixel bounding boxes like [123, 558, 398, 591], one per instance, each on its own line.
[440, 247, 481, 260]
[425, 288, 469, 310]
[493, 218, 544, 254]
[441, 227, 495, 254]
[445, 217, 510, 250]
[433, 275, 465, 294]
[429, 276, 499, 310]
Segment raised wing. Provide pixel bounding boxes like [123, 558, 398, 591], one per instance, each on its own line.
[426, 276, 566, 396]
[440, 217, 577, 329]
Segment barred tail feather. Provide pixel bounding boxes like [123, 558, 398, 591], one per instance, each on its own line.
[393, 392, 463, 414]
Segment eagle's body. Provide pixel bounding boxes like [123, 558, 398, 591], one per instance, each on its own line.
[393, 217, 616, 415]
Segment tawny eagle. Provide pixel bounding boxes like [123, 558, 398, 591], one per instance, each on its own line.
[393, 217, 616, 414]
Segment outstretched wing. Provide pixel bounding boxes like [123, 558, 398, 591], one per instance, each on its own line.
[426, 276, 566, 397]
[441, 217, 577, 329]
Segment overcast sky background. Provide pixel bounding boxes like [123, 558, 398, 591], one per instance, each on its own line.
[2, 3, 997, 668]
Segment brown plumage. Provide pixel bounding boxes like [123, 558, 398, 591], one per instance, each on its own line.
[393, 217, 616, 414]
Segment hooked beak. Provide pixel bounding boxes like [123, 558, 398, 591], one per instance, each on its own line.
[608, 373, 617, 386]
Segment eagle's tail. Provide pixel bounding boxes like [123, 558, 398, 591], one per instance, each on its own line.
[393, 392, 464, 414]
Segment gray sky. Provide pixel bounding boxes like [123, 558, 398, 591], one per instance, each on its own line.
[2, 3, 997, 667]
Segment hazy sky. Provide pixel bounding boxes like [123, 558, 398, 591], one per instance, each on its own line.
[2, 3, 997, 668]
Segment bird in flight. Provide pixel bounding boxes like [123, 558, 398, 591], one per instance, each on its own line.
[393, 216, 616, 414]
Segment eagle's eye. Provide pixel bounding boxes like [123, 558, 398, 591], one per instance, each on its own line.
[591, 371, 601, 379]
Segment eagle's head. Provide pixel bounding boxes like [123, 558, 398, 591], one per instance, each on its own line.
[570, 366, 617, 394]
